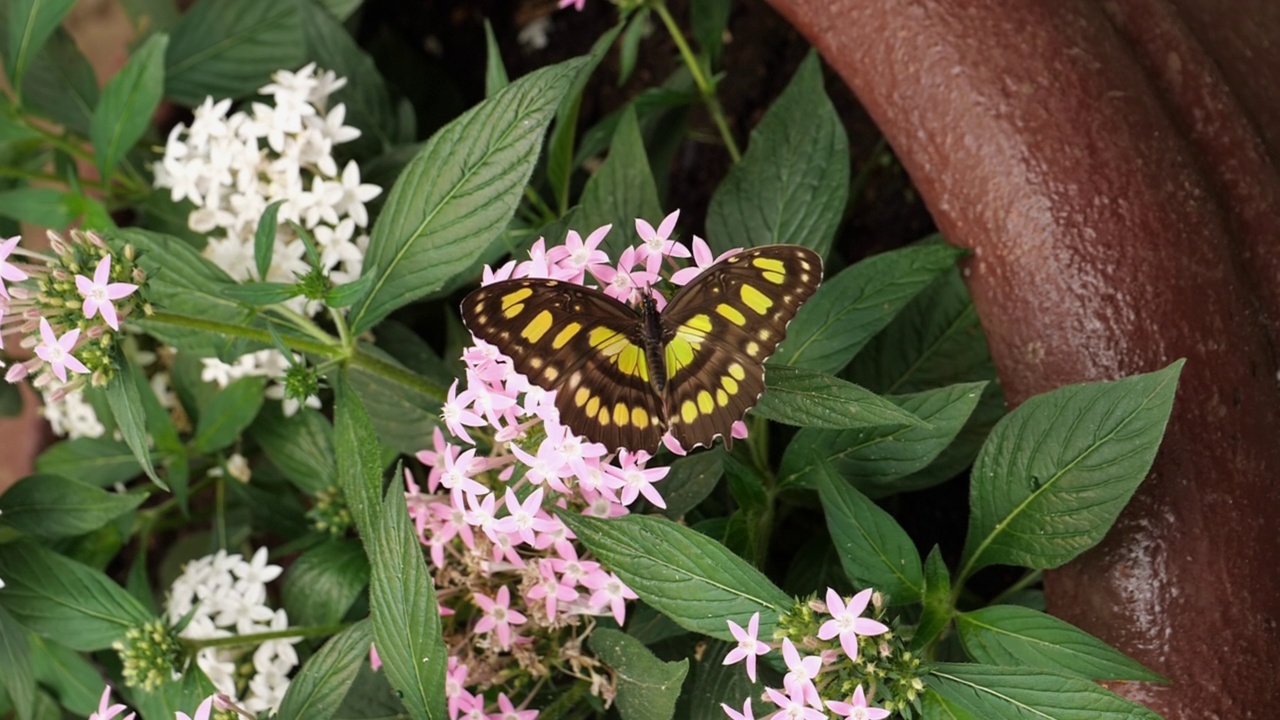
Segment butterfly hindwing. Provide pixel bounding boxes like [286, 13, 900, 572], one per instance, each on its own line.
[660, 245, 824, 449]
[461, 279, 665, 451]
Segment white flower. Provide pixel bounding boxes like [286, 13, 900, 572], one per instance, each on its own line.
[335, 161, 381, 227]
[41, 387, 105, 439]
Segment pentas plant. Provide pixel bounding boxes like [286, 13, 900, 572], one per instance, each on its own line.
[402, 213, 743, 716]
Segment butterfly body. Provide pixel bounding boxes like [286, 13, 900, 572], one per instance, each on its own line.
[461, 244, 822, 452]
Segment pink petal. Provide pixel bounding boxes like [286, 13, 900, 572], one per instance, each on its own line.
[105, 282, 138, 300]
[75, 273, 95, 295]
[100, 300, 120, 330]
[93, 255, 112, 286]
[59, 327, 81, 352]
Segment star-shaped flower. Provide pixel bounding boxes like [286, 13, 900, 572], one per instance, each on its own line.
[723, 612, 771, 682]
[826, 685, 891, 720]
[818, 588, 890, 660]
[35, 318, 89, 382]
[0, 236, 29, 299]
[75, 255, 138, 330]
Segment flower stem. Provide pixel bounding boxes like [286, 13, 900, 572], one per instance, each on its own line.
[182, 623, 349, 651]
[651, 0, 742, 163]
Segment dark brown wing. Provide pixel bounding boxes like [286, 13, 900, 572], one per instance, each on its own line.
[658, 245, 823, 450]
[461, 279, 666, 452]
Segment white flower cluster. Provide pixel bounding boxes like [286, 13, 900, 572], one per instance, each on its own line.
[41, 387, 105, 439]
[153, 63, 382, 314]
[165, 548, 296, 715]
[199, 349, 319, 418]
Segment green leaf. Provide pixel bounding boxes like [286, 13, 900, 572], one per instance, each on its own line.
[300, 0, 395, 154]
[756, 365, 925, 430]
[346, 348, 442, 456]
[773, 244, 964, 374]
[350, 58, 586, 333]
[957, 605, 1166, 683]
[0, 187, 73, 228]
[0, 541, 152, 650]
[326, 274, 373, 308]
[369, 468, 446, 720]
[617, 8, 648, 86]
[913, 546, 952, 651]
[705, 52, 847, 257]
[780, 382, 986, 495]
[657, 447, 724, 520]
[0, 473, 146, 539]
[282, 539, 369, 627]
[925, 663, 1162, 720]
[35, 437, 141, 486]
[220, 281, 299, 306]
[252, 404, 336, 494]
[334, 373, 384, 542]
[254, 199, 284, 281]
[29, 636, 102, 715]
[315, 0, 362, 20]
[847, 261, 994, 394]
[20, 26, 98, 135]
[814, 457, 923, 603]
[691, 0, 731, 64]
[164, 0, 305, 107]
[5, 0, 77, 93]
[559, 512, 791, 640]
[0, 606, 34, 720]
[960, 361, 1184, 578]
[482, 19, 507, 97]
[276, 619, 373, 720]
[547, 25, 622, 214]
[90, 32, 167, 179]
[589, 628, 688, 720]
[105, 369, 162, 488]
[575, 104, 663, 257]
[192, 375, 267, 453]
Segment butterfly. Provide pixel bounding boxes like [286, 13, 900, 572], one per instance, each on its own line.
[460, 244, 823, 452]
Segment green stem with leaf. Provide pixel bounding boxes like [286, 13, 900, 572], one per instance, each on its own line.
[650, 0, 742, 163]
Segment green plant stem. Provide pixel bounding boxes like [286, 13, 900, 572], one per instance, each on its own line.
[183, 624, 349, 651]
[651, 0, 742, 163]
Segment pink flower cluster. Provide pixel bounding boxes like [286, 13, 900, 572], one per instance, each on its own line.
[406, 212, 736, 718]
[722, 589, 892, 720]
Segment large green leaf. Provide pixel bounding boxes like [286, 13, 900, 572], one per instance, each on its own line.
[192, 376, 267, 453]
[105, 368, 162, 487]
[779, 382, 986, 495]
[705, 51, 847, 257]
[164, 0, 305, 107]
[276, 620, 373, 720]
[21, 26, 98, 134]
[0, 606, 34, 720]
[349, 58, 586, 333]
[756, 365, 924, 430]
[0, 541, 152, 651]
[773, 244, 964, 374]
[34, 437, 141, 487]
[956, 605, 1166, 683]
[575, 104, 663, 257]
[91, 33, 167, 179]
[814, 458, 923, 604]
[959, 361, 1183, 579]
[0, 473, 146, 539]
[281, 539, 369, 627]
[252, 405, 336, 494]
[5, 0, 77, 93]
[925, 663, 1161, 720]
[589, 629, 688, 720]
[559, 512, 791, 640]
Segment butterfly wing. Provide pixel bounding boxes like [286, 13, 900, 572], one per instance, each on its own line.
[461, 279, 666, 452]
[659, 245, 824, 450]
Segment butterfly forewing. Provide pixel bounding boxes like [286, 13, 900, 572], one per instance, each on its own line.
[660, 245, 823, 449]
[461, 279, 666, 451]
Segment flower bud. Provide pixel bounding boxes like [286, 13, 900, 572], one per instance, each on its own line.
[4, 362, 27, 382]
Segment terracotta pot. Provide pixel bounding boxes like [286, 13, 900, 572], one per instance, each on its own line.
[762, 0, 1280, 715]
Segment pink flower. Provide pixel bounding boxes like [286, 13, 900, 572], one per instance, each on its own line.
[89, 687, 135, 720]
[818, 588, 889, 661]
[723, 612, 770, 682]
[590, 246, 657, 305]
[75, 255, 137, 330]
[670, 236, 740, 286]
[525, 559, 578, 621]
[558, 0, 585, 9]
[582, 569, 638, 625]
[547, 224, 611, 283]
[442, 380, 485, 444]
[493, 487, 557, 546]
[439, 447, 489, 499]
[780, 638, 823, 709]
[0, 236, 28, 299]
[473, 586, 527, 650]
[762, 684, 825, 720]
[721, 697, 756, 720]
[606, 449, 668, 508]
[490, 693, 538, 720]
[369, 643, 381, 670]
[635, 210, 690, 274]
[35, 318, 89, 382]
[826, 685, 891, 720]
